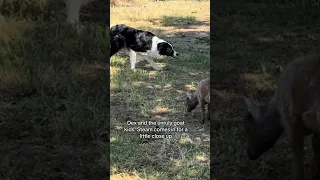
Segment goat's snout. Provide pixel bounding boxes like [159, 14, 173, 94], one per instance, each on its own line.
[173, 51, 179, 57]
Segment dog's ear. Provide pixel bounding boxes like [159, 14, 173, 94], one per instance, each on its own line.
[157, 42, 174, 56]
[157, 42, 165, 52]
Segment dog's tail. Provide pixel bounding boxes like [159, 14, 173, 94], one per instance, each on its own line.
[110, 34, 125, 57]
[110, 24, 128, 57]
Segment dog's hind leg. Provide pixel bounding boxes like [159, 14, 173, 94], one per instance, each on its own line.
[312, 132, 320, 179]
[129, 50, 137, 71]
[145, 56, 162, 71]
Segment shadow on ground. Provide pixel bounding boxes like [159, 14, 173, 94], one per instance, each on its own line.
[159, 15, 209, 27]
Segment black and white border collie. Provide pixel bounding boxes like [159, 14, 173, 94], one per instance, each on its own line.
[110, 24, 179, 71]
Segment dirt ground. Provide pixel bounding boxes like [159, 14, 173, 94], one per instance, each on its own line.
[211, 0, 320, 180]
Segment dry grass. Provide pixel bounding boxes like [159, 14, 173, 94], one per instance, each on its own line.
[110, 0, 208, 7]
[0, 17, 33, 39]
[110, 1, 209, 30]
[0, 17, 34, 88]
[111, 0, 141, 7]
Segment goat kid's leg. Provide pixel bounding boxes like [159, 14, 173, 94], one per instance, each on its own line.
[312, 104, 320, 179]
[312, 132, 320, 180]
[200, 101, 205, 124]
[207, 103, 210, 120]
[287, 115, 304, 180]
[208, 102, 219, 130]
[0, 14, 5, 24]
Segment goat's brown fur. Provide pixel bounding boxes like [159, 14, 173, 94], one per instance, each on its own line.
[186, 78, 210, 123]
[243, 51, 320, 180]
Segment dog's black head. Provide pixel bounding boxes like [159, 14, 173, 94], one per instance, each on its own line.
[157, 42, 179, 57]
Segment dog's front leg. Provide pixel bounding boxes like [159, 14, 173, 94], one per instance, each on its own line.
[129, 50, 137, 71]
[145, 56, 162, 71]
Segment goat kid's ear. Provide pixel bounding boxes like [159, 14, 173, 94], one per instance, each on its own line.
[243, 96, 261, 122]
[186, 92, 193, 99]
[244, 96, 254, 108]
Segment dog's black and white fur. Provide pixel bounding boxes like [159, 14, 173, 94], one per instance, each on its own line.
[110, 24, 179, 71]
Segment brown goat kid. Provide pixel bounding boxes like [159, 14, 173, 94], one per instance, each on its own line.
[186, 78, 210, 123]
[186, 78, 223, 123]
[243, 52, 320, 180]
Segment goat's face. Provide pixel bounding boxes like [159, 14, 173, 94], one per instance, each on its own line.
[243, 97, 277, 160]
[186, 92, 198, 112]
